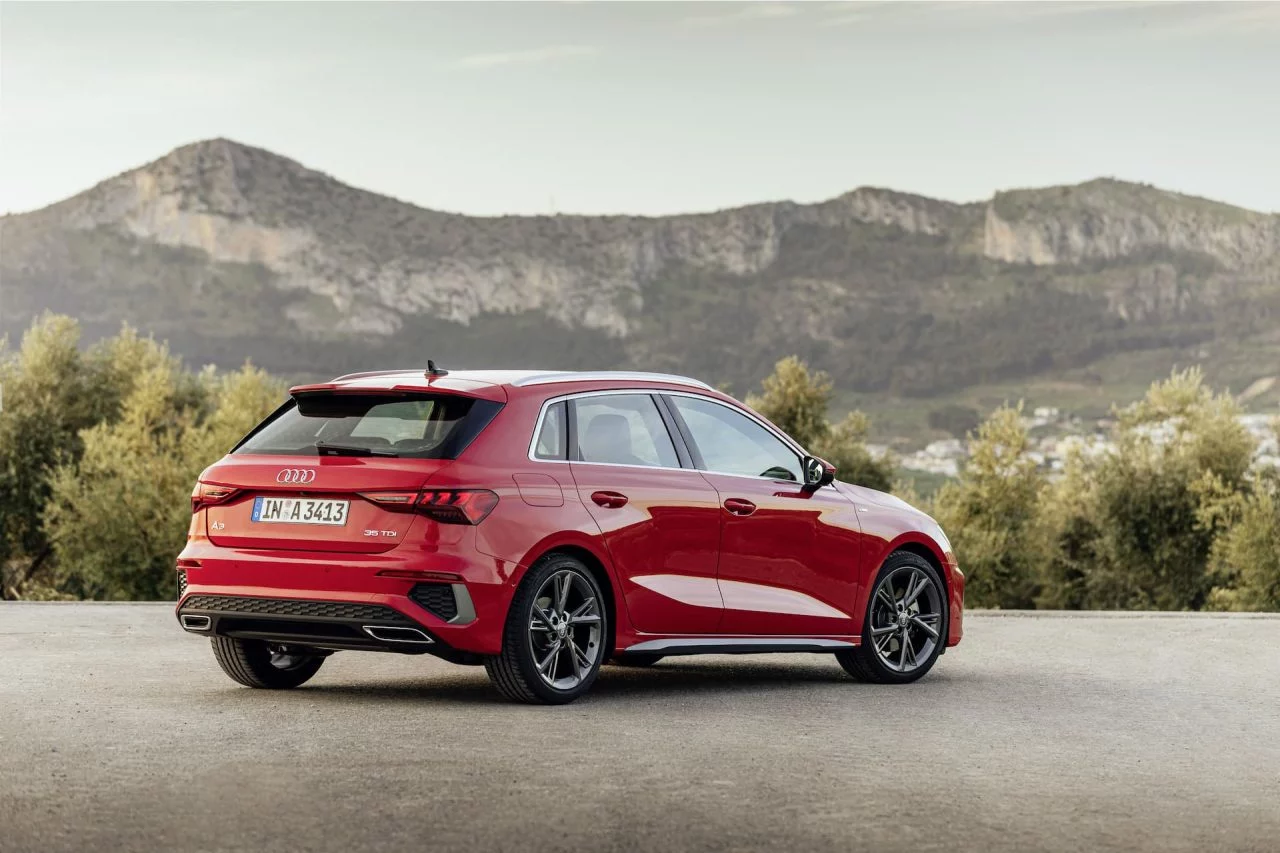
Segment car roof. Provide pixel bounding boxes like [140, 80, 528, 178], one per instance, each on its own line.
[289, 369, 716, 400]
[325, 369, 713, 391]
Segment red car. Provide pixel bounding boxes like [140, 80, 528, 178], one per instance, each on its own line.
[177, 368, 964, 704]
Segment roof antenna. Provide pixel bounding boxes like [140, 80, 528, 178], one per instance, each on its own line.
[426, 360, 449, 377]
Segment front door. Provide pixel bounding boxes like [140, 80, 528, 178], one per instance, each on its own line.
[664, 394, 862, 637]
[567, 393, 724, 635]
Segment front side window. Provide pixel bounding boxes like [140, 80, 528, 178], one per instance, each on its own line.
[668, 396, 801, 481]
[572, 394, 679, 468]
[235, 393, 482, 459]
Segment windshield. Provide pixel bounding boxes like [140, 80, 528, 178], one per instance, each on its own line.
[234, 393, 486, 459]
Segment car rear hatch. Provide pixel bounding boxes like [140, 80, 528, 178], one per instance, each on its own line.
[198, 381, 503, 553]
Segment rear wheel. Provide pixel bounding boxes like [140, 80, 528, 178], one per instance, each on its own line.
[485, 554, 607, 704]
[210, 637, 325, 689]
[610, 653, 664, 668]
[836, 551, 947, 684]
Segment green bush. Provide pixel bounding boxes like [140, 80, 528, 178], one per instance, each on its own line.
[1, 314, 284, 600]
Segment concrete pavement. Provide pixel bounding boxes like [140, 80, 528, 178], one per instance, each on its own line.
[1, 604, 1277, 853]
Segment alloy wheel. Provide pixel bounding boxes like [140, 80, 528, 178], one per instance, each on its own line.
[527, 569, 603, 690]
[868, 565, 943, 673]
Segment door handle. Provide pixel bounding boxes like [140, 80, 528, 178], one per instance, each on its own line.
[723, 498, 757, 516]
[591, 491, 629, 509]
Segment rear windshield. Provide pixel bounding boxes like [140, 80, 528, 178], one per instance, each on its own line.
[235, 393, 497, 459]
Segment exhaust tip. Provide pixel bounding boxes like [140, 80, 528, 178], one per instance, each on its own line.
[362, 625, 434, 644]
[180, 614, 212, 632]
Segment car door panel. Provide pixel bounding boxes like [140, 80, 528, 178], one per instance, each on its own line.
[665, 394, 863, 636]
[700, 473, 862, 635]
[567, 394, 723, 635]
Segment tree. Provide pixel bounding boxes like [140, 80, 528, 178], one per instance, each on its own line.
[747, 356, 894, 490]
[931, 404, 1047, 609]
[43, 360, 206, 599]
[0, 315, 115, 597]
[817, 411, 894, 493]
[1203, 420, 1280, 611]
[1038, 369, 1257, 610]
[1204, 484, 1280, 611]
[41, 357, 286, 600]
[746, 356, 832, 449]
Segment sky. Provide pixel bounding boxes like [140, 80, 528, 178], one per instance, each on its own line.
[1, 1, 1278, 217]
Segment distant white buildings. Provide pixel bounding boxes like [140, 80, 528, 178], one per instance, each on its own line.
[899, 439, 964, 477]
[898, 411, 1279, 479]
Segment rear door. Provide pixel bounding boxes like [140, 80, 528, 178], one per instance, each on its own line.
[664, 394, 861, 636]
[565, 392, 724, 634]
[202, 391, 496, 553]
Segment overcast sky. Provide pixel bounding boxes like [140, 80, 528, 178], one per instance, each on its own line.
[1, 1, 1278, 216]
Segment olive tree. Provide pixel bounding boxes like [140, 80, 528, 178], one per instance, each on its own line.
[930, 404, 1047, 609]
[747, 356, 894, 491]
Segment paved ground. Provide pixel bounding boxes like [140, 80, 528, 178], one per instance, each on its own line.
[1, 605, 1277, 853]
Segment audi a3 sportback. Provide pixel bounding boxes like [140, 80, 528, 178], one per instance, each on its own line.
[176, 368, 964, 704]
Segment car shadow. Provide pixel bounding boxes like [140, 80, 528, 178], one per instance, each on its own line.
[293, 656, 961, 707]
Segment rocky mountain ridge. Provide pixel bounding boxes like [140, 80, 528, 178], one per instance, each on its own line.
[3, 139, 1277, 396]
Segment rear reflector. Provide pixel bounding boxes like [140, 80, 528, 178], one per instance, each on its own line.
[376, 569, 464, 582]
[358, 489, 499, 525]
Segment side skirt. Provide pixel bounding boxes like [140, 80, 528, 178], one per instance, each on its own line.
[619, 637, 858, 656]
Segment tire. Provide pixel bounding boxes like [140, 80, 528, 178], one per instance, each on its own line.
[610, 653, 664, 668]
[485, 553, 608, 704]
[836, 551, 948, 685]
[210, 637, 325, 689]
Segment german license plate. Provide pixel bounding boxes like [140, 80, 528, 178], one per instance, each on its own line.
[251, 497, 349, 526]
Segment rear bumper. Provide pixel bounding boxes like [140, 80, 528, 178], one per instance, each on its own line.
[175, 538, 517, 656]
[176, 593, 485, 662]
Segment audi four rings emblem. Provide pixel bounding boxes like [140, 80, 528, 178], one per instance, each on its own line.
[275, 469, 317, 484]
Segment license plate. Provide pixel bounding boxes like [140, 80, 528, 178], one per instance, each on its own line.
[251, 497, 349, 526]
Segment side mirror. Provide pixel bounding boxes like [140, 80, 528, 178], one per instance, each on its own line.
[802, 456, 836, 490]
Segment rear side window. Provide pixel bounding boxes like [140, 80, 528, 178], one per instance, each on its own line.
[235, 394, 498, 459]
[533, 401, 567, 460]
[571, 394, 679, 468]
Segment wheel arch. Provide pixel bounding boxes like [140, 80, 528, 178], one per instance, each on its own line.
[520, 543, 622, 661]
[891, 540, 949, 602]
[854, 534, 951, 639]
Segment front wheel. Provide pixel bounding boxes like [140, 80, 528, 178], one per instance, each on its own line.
[485, 554, 608, 704]
[836, 551, 947, 684]
[210, 637, 325, 689]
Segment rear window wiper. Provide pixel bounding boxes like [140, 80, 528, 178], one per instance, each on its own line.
[314, 441, 399, 458]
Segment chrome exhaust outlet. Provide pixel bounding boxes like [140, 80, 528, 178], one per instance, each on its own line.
[180, 614, 212, 632]
[362, 625, 434, 644]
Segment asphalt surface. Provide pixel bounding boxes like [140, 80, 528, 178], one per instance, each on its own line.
[1, 605, 1277, 853]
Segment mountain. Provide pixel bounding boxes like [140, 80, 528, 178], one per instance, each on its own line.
[2, 138, 1278, 401]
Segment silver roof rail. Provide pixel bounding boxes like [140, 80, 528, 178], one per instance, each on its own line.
[331, 369, 423, 382]
[511, 371, 713, 390]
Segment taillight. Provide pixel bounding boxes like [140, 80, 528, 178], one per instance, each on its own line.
[358, 489, 499, 525]
[191, 482, 240, 513]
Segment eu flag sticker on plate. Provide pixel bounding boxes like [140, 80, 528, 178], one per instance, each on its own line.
[251, 496, 264, 521]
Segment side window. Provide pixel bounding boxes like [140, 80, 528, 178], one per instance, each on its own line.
[533, 401, 567, 460]
[572, 395, 680, 469]
[669, 396, 801, 481]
